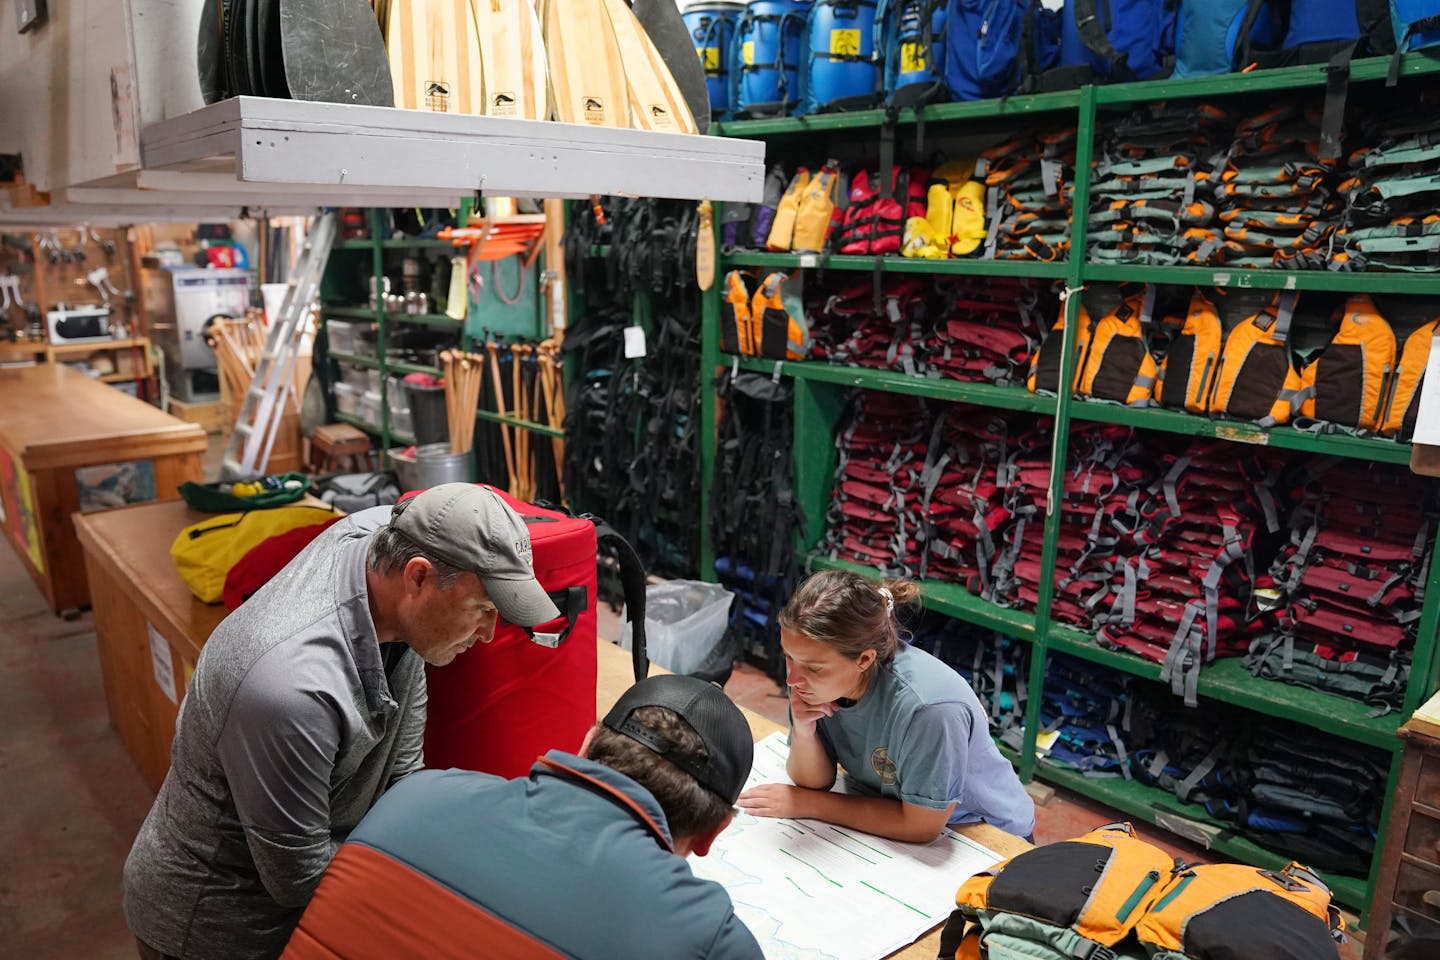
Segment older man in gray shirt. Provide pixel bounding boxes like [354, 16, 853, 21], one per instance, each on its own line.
[123, 484, 560, 960]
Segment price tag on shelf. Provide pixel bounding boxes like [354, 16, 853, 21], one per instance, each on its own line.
[624, 325, 647, 359]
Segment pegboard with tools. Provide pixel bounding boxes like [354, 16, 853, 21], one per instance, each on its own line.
[0, 227, 140, 344]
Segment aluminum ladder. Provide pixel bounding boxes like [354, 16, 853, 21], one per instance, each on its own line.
[220, 212, 338, 480]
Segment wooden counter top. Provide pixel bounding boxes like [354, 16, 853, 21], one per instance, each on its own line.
[74, 498, 234, 664]
[0, 363, 204, 470]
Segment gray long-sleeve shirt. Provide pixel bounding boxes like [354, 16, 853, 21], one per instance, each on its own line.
[124, 507, 426, 960]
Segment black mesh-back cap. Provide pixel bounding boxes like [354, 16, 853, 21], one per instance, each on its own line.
[602, 675, 754, 805]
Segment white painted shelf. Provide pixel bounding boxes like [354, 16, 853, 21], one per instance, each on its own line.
[140, 97, 766, 203]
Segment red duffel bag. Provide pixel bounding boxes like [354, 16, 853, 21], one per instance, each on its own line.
[417, 485, 648, 778]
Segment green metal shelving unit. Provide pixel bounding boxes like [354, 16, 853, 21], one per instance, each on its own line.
[316, 202, 553, 458]
[701, 52, 1440, 918]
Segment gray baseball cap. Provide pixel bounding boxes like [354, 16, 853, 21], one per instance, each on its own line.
[389, 484, 560, 626]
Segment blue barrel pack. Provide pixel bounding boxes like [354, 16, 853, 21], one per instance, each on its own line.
[805, 0, 881, 113]
[684, 1, 748, 116]
[878, 0, 948, 106]
[734, 0, 812, 117]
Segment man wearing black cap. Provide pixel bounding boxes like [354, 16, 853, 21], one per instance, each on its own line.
[124, 484, 562, 960]
[278, 674, 764, 960]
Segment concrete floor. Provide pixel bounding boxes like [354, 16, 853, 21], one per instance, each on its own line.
[0, 527, 1360, 959]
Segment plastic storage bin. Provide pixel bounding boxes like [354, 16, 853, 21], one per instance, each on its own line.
[620, 580, 737, 680]
[333, 382, 360, 416]
[326, 320, 368, 355]
[360, 389, 383, 429]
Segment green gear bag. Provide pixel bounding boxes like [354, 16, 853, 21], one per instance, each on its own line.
[178, 473, 312, 513]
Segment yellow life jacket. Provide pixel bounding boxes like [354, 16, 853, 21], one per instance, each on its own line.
[1296, 293, 1397, 432]
[792, 161, 841, 253]
[1134, 862, 1344, 960]
[749, 271, 810, 360]
[1027, 306, 1092, 395]
[1154, 290, 1223, 414]
[719, 270, 755, 355]
[941, 826, 1345, 960]
[171, 503, 342, 603]
[765, 168, 812, 252]
[903, 160, 985, 259]
[1382, 318, 1439, 438]
[1077, 292, 1159, 406]
[950, 823, 1176, 958]
[1207, 292, 1305, 427]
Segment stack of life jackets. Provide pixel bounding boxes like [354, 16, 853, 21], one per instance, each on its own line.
[901, 159, 988, 260]
[946, 823, 1347, 960]
[835, 164, 930, 255]
[921, 277, 1049, 385]
[820, 391, 933, 576]
[1237, 721, 1390, 877]
[1127, 691, 1248, 821]
[914, 408, 1015, 592]
[1338, 88, 1440, 272]
[909, 619, 1029, 755]
[719, 270, 811, 360]
[988, 423, 1152, 620]
[709, 369, 808, 683]
[1028, 288, 1160, 407]
[1086, 102, 1230, 266]
[805, 277, 933, 372]
[1093, 441, 1283, 707]
[1210, 104, 1345, 270]
[978, 128, 1078, 262]
[1036, 654, 1137, 778]
[806, 275, 1054, 385]
[1246, 460, 1438, 712]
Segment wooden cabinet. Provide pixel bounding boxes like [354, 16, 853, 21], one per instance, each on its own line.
[1366, 705, 1440, 959]
[0, 364, 205, 612]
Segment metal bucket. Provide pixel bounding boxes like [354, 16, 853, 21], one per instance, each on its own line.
[414, 443, 476, 488]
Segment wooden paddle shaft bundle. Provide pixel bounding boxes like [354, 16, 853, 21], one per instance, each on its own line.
[440, 349, 483, 454]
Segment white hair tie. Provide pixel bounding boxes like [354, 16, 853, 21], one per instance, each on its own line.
[879, 586, 894, 615]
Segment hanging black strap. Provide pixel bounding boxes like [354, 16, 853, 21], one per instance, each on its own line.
[594, 519, 651, 681]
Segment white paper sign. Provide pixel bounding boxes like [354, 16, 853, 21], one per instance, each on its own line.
[1411, 334, 1440, 445]
[623, 325, 647, 359]
[148, 624, 178, 705]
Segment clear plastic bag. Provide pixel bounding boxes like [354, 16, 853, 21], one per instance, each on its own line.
[620, 580, 736, 678]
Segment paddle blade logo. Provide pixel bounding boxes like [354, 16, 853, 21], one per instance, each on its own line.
[490, 91, 519, 117]
[582, 95, 608, 124]
[647, 103, 674, 131]
[425, 80, 452, 112]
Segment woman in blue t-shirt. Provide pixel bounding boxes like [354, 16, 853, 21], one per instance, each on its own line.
[737, 570, 1034, 842]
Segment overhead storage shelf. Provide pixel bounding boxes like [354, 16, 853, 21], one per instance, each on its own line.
[734, 356, 1051, 413]
[1084, 263, 1440, 295]
[1094, 50, 1440, 104]
[723, 251, 1069, 279]
[1069, 399, 1414, 464]
[141, 97, 767, 203]
[1047, 625, 1403, 751]
[1032, 762, 1367, 910]
[713, 90, 1081, 137]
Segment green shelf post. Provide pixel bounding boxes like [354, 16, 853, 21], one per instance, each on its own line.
[1021, 84, 1101, 783]
[370, 208, 392, 450]
[792, 375, 846, 556]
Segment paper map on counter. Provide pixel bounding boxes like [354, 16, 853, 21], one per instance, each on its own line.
[689, 732, 1001, 960]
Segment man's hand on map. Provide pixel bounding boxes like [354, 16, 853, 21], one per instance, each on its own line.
[735, 783, 814, 820]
